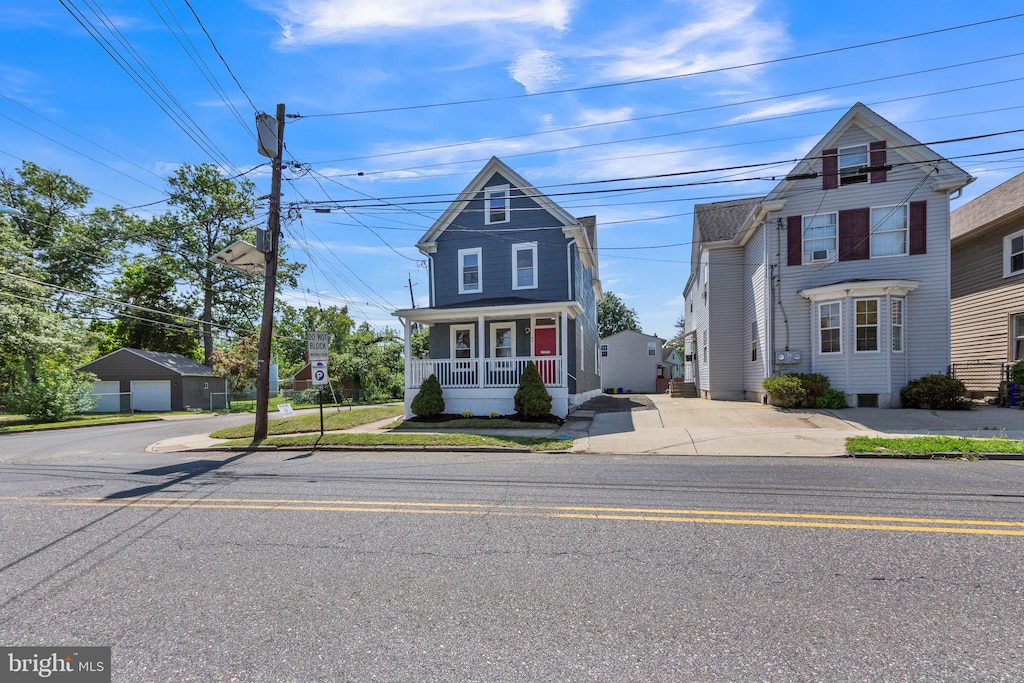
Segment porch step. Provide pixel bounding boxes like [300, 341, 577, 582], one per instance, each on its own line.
[670, 380, 698, 398]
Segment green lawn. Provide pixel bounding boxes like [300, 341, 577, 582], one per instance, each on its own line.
[220, 432, 573, 451]
[391, 418, 560, 430]
[224, 397, 401, 414]
[847, 435, 1024, 457]
[0, 414, 159, 432]
[209, 405, 403, 439]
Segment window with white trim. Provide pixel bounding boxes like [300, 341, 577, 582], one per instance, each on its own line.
[803, 213, 837, 263]
[702, 262, 709, 300]
[491, 323, 514, 358]
[891, 298, 905, 352]
[870, 205, 908, 258]
[819, 301, 841, 354]
[458, 247, 482, 294]
[484, 185, 510, 224]
[839, 144, 869, 185]
[1006, 229, 1024, 277]
[1013, 313, 1024, 361]
[855, 299, 879, 352]
[451, 325, 474, 359]
[512, 242, 537, 290]
[647, 341, 656, 356]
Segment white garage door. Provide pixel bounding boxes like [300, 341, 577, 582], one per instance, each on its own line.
[131, 380, 171, 412]
[89, 381, 121, 413]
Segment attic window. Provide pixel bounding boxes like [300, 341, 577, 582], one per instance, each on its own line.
[484, 185, 510, 224]
[839, 144, 869, 186]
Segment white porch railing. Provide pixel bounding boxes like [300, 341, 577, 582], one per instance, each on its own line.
[408, 356, 564, 389]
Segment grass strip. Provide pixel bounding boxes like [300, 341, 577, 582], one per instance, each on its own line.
[210, 406, 403, 439]
[391, 418, 559, 430]
[220, 432, 572, 451]
[847, 435, 1024, 457]
[0, 415, 158, 432]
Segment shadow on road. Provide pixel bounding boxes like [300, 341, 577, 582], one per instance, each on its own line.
[105, 451, 255, 499]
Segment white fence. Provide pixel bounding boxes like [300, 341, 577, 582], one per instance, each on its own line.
[408, 356, 564, 389]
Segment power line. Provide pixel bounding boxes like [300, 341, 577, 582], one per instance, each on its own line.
[289, 13, 1024, 118]
[181, 0, 259, 114]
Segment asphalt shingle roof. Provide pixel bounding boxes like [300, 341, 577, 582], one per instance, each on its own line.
[127, 349, 218, 376]
[695, 197, 763, 243]
[951, 170, 1024, 241]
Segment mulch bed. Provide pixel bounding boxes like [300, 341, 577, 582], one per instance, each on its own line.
[575, 394, 657, 413]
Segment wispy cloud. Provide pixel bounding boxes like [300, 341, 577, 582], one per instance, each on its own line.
[260, 0, 575, 46]
[729, 96, 839, 123]
[509, 49, 563, 93]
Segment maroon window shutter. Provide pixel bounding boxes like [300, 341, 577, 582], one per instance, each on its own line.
[822, 148, 838, 190]
[909, 201, 927, 255]
[787, 215, 802, 266]
[838, 208, 870, 261]
[869, 140, 887, 183]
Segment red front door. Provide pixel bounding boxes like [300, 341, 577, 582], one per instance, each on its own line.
[533, 327, 557, 384]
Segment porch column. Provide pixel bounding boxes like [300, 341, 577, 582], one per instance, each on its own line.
[561, 310, 568, 388]
[403, 317, 411, 389]
[477, 315, 485, 388]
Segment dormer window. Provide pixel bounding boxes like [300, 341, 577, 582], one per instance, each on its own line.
[484, 185, 510, 224]
[459, 247, 482, 294]
[839, 144, 869, 186]
[512, 242, 537, 290]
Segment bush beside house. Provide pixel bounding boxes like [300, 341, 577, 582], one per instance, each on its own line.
[514, 362, 553, 418]
[411, 374, 444, 418]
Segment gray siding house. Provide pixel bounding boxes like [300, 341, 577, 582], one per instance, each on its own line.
[393, 157, 603, 418]
[683, 103, 973, 408]
[79, 348, 226, 412]
[599, 330, 666, 394]
[950, 171, 1024, 381]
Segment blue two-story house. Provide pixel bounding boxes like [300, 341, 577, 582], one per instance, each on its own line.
[393, 157, 603, 418]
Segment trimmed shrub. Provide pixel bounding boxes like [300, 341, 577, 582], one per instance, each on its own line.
[793, 373, 830, 406]
[410, 373, 444, 418]
[900, 374, 971, 410]
[816, 388, 847, 410]
[762, 374, 805, 408]
[514, 362, 553, 418]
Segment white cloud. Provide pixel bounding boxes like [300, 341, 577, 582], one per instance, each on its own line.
[509, 49, 563, 93]
[591, 0, 786, 82]
[576, 107, 635, 127]
[729, 96, 839, 123]
[260, 0, 574, 46]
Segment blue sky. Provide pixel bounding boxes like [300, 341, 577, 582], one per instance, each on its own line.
[2, 1, 1024, 339]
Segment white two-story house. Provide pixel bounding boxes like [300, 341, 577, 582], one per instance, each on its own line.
[683, 103, 973, 407]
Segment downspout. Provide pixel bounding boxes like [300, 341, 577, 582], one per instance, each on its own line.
[763, 222, 771, 384]
[428, 254, 436, 307]
[566, 240, 574, 301]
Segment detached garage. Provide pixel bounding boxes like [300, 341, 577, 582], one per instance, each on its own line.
[78, 349, 227, 412]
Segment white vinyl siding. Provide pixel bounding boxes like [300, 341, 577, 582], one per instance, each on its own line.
[458, 247, 482, 294]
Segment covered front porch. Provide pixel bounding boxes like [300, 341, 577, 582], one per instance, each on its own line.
[393, 301, 583, 417]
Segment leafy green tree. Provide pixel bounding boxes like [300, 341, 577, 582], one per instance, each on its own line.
[274, 303, 354, 376]
[18, 363, 97, 422]
[211, 336, 259, 396]
[597, 291, 641, 339]
[94, 255, 201, 359]
[330, 323, 404, 402]
[142, 163, 303, 366]
[411, 326, 430, 359]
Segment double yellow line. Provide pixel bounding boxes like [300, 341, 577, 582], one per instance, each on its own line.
[3, 495, 1024, 536]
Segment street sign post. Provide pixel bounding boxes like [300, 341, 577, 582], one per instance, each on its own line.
[310, 359, 328, 437]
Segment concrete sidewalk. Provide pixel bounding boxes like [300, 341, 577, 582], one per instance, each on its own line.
[575, 394, 1024, 456]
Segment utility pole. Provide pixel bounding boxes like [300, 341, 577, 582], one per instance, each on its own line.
[254, 103, 285, 440]
[407, 274, 416, 309]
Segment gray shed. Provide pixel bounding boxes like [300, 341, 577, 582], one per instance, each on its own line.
[78, 348, 227, 412]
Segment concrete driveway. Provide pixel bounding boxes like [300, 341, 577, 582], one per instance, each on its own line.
[577, 394, 1024, 457]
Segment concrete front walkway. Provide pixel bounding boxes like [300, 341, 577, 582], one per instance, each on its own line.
[574, 394, 1024, 457]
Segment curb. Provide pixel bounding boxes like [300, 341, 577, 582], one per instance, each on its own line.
[849, 451, 1024, 460]
[202, 445, 538, 453]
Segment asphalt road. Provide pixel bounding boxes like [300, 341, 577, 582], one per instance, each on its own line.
[1, 423, 1023, 681]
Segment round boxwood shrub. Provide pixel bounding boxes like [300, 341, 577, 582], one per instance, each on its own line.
[762, 374, 805, 408]
[900, 374, 971, 410]
[410, 373, 444, 418]
[514, 361, 552, 418]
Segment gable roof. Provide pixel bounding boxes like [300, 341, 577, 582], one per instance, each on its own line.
[950, 170, 1024, 242]
[694, 197, 763, 243]
[80, 348, 217, 376]
[764, 102, 972, 204]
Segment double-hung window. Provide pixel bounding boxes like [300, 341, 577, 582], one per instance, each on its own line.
[647, 341, 657, 356]
[871, 205, 908, 258]
[458, 247, 482, 294]
[819, 301, 841, 354]
[855, 299, 879, 352]
[1006, 229, 1024, 277]
[804, 213, 837, 263]
[484, 185, 510, 224]
[891, 298, 905, 352]
[838, 144, 869, 185]
[1013, 313, 1024, 361]
[491, 323, 514, 367]
[512, 242, 537, 290]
